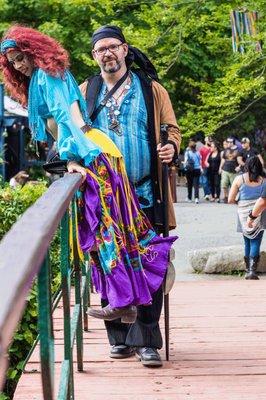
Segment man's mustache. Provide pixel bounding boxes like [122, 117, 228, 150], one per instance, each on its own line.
[103, 56, 117, 63]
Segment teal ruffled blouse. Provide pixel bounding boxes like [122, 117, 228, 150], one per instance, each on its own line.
[28, 68, 101, 165]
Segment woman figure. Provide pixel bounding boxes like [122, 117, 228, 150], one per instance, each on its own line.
[206, 141, 221, 202]
[184, 139, 201, 204]
[228, 156, 266, 279]
[0, 25, 176, 322]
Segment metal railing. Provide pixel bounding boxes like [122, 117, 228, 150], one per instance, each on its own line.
[0, 173, 90, 399]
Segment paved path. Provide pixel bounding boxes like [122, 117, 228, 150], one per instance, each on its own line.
[15, 281, 266, 400]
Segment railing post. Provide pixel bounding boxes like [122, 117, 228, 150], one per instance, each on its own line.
[60, 210, 74, 400]
[71, 201, 83, 371]
[82, 254, 90, 332]
[37, 253, 54, 400]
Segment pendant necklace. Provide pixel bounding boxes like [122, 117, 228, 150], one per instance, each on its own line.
[105, 76, 131, 136]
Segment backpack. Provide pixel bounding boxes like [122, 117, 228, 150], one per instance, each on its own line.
[185, 151, 195, 171]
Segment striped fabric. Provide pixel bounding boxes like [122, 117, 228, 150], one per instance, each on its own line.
[92, 72, 153, 207]
[230, 10, 262, 53]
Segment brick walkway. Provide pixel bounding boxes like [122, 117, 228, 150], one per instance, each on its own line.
[14, 280, 266, 400]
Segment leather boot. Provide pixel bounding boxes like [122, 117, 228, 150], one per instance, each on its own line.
[245, 255, 260, 280]
[87, 304, 137, 323]
[244, 256, 249, 273]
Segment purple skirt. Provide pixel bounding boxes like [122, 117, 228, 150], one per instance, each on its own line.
[77, 154, 177, 308]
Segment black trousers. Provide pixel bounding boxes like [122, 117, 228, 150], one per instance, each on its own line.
[209, 172, 221, 199]
[186, 169, 201, 200]
[101, 206, 164, 349]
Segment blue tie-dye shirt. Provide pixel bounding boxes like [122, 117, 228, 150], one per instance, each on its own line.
[28, 68, 101, 165]
[92, 72, 153, 208]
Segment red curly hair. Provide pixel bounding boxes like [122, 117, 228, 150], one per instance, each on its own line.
[0, 25, 69, 106]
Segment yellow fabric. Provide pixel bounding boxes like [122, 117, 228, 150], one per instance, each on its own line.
[69, 203, 84, 263]
[70, 129, 122, 262]
[76, 212, 85, 262]
[85, 128, 122, 158]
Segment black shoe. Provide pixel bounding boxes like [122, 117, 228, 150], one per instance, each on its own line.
[109, 345, 135, 359]
[136, 347, 162, 367]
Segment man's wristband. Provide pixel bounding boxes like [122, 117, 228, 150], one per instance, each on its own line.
[248, 210, 257, 220]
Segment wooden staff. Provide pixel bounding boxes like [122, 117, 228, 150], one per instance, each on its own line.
[160, 123, 170, 361]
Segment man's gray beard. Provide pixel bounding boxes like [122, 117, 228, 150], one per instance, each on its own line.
[103, 60, 121, 73]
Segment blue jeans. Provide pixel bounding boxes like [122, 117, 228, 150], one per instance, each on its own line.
[200, 168, 211, 196]
[243, 231, 264, 257]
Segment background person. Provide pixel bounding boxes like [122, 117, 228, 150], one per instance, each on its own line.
[228, 156, 266, 280]
[206, 141, 221, 202]
[199, 136, 212, 200]
[195, 132, 204, 151]
[175, 150, 186, 186]
[238, 137, 264, 171]
[219, 137, 240, 203]
[222, 139, 229, 152]
[231, 134, 243, 151]
[184, 138, 201, 204]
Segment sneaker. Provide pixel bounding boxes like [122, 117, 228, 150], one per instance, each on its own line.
[186, 198, 192, 203]
[195, 198, 199, 204]
[204, 195, 210, 201]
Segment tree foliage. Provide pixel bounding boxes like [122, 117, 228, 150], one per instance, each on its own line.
[0, 0, 265, 141]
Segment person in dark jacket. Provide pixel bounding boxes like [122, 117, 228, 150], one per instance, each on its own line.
[206, 141, 221, 202]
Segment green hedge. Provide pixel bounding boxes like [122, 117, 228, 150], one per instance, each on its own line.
[0, 182, 47, 240]
[0, 182, 61, 399]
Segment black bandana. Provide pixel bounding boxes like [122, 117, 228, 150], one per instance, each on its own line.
[91, 25, 159, 81]
[91, 25, 126, 47]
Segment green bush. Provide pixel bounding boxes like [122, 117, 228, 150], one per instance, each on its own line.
[0, 182, 47, 240]
[0, 182, 61, 399]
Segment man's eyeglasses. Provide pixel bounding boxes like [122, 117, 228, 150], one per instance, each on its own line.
[93, 43, 124, 56]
